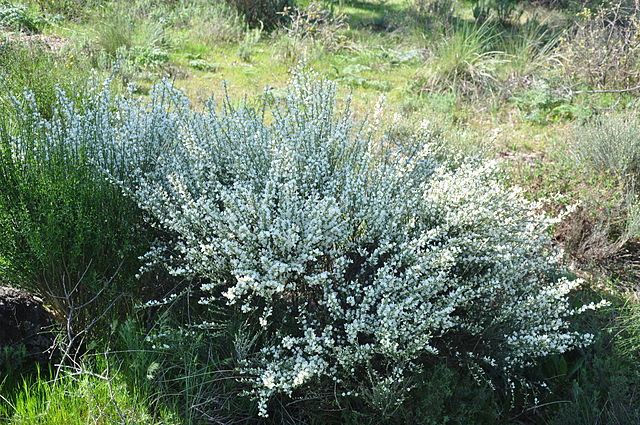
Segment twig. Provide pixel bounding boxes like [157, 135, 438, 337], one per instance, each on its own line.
[571, 85, 640, 95]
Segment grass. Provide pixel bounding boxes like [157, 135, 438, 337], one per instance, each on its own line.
[0, 364, 179, 424]
[420, 20, 506, 95]
[1, 0, 640, 423]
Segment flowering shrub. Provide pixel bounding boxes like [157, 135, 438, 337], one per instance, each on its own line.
[106, 73, 595, 416]
[6, 73, 597, 416]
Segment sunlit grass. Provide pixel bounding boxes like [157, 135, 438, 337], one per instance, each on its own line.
[0, 366, 178, 425]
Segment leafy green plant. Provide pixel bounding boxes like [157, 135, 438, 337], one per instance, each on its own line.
[0, 79, 152, 333]
[126, 45, 170, 69]
[188, 58, 220, 72]
[511, 81, 584, 124]
[0, 1, 46, 33]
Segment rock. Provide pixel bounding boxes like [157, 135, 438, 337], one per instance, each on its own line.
[0, 286, 55, 368]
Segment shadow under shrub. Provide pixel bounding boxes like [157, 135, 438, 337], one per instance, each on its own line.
[226, 0, 292, 30]
[532, 294, 640, 425]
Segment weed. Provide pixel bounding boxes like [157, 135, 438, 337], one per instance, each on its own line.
[238, 27, 262, 61]
[511, 80, 584, 124]
[420, 21, 506, 95]
[188, 58, 220, 72]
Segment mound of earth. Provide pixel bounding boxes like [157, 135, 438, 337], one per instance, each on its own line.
[0, 286, 55, 366]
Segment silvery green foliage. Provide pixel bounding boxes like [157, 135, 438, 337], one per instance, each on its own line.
[115, 73, 594, 416]
[8, 73, 595, 416]
[5, 78, 183, 185]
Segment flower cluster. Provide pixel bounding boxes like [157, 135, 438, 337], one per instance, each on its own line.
[10, 72, 597, 416]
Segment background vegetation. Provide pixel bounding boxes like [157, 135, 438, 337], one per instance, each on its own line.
[1, 0, 640, 424]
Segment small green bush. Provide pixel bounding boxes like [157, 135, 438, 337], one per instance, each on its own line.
[226, 0, 293, 30]
[571, 112, 640, 180]
[570, 111, 640, 241]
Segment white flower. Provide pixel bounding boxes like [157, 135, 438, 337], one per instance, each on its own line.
[293, 370, 310, 386]
[222, 287, 236, 302]
[262, 373, 276, 390]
